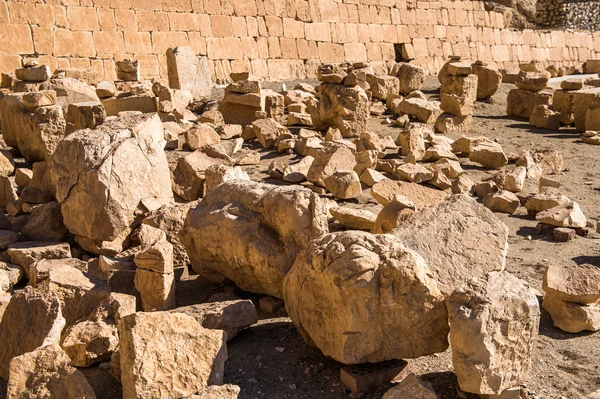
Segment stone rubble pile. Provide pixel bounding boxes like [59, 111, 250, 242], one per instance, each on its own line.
[0, 50, 597, 399]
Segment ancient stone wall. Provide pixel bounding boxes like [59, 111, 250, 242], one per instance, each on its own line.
[536, 0, 600, 31]
[0, 0, 599, 83]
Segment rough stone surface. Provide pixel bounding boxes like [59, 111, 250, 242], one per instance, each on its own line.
[6, 343, 97, 399]
[447, 271, 540, 395]
[283, 231, 449, 364]
[310, 83, 369, 138]
[393, 195, 509, 296]
[0, 287, 66, 379]
[166, 46, 212, 100]
[182, 180, 328, 298]
[49, 113, 173, 247]
[119, 311, 227, 399]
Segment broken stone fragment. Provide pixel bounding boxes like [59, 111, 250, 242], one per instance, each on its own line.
[307, 144, 357, 187]
[395, 98, 442, 125]
[330, 206, 377, 231]
[182, 180, 328, 298]
[324, 170, 362, 199]
[515, 71, 549, 91]
[96, 80, 116, 98]
[507, 89, 552, 119]
[309, 83, 369, 138]
[483, 190, 520, 214]
[382, 373, 437, 399]
[390, 62, 425, 94]
[22, 90, 57, 108]
[15, 65, 51, 82]
[372, 194, 417, 234]
[542, 295, 600, 333]
[283, 231, 449, 364]
[535, 202, 587, 228]
[49, 113, 173, 248]
[524, 192, 572, 215]
[530, 104, 561, 130]
[393, 195, 508, 296]
[171, 299, 257, 341]
[543, 264, 600, 305]
[204, 165, 250, 195]
[447, 271, 540, 395]
[166, 46, 212, 100]
[394, 163, 434, 184]
[7, 241, 71, 272]
[469, 142, 508, 170]
[7, 343, 97, 399]
[0, 286, 66, 379]
[115, 60, 140, 82]
[119, 311, 227, 399]
[371, 179, 448, 208]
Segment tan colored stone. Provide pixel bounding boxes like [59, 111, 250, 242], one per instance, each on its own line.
[23, 90, 57, 108]
[530, 104, 561, 130]
[330, 206, 377, 231]
[507, 89, 553, 119]
[307, 144, 357, 187]
[166, 46, 212, 100]
[309, 83, 369, 138]
[396, 123, 428, 163]
[134, 268, 175, 311]
[515, 71, 549, 91]
[391, 63, 425, 94]
[536, 202, 587, 228]
[469, 142, 508, 170]
[0, 287, 66, 379]
[171, 300, 257, 341]
[447, 271, 540, 395]
[7, 343, 97, 399]
[7, 241, 71, 271]
[252, 118, 288, 148]
[382, 374, 437, 399]
[395, 163, 434, 183]
[472, 63, 502, 100]
[182, 181, 328, 298]
[524, 192, 571, 215]
[483, 190, 520, 214]
[172, 151, 228, 201]
[393, 195, 509, 296]
[15, 65, 51, 82]
[366, 74, 399, 101]
[283, 231, 449, 364]
[185, 124, 220, 150]
[372, 195, 417, 234]
[324, 170, 362, 199]
[543, 264, 600, 305]
[542, 295, 600, 333]
[395, 98, 442, 125]
[49, 113, 173, 247]
[371, 179, 448, 208]
[119, 312, 227, 399]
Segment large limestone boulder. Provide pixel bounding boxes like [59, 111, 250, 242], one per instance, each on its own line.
[48, 113, 173, 251]
[119, 311, 227, 399]
[6, 343, 97, 399]
[182, 181, 329, 298]
[447, 271, 540, 395]
[472, 62, 502, 100]
[309, 83, 370, 138]
[283, 231, 449, 364]
[0, 287, 66, 379]
[507, 89, 552, 119]
[391, 62, 425, 94]
[306, 144, 357, 187]
[393, 195, 509, 296]
[543, 264, 600, 304]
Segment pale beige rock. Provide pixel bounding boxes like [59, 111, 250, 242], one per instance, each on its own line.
[447, 271, 540, 395]
[307, 144, 357, 187]
[507, 89, 552, 119]
[469, 142, 508, 170]
[324, 170, 362, 199]
[172, 151, 228, 200]
[119, 312, 227, 399]
[483, 190, 520, 214]
[22, 90, 57, 109]
[96, 81, 116, 98]
[472, 63, 503, 100]
[360, 168, 386, 186]
[49, 113, 173, 247]
[515, 71, 549, 91]
[435, 114, 472, 134]
[395, 163, 434, 183]
[524, 192, 571, 215]
[397, 124, 428, 163]
[503, 167, 527, 192]
[391, 63, 425, 94]
[182, 181, 328, 298]
[530, 104, 561, 130]
[0, 262, 23, 286]
[372, 195, 416, 234]
[6, 343, 97, 399]
[0, 287, 66, 379]
[366, 74, 400, 100]
[535, 202, 587, 228]
[542, 295, 600, 333]
[66, 102, 106, 134]
[204, 165, 250, 195]
[395, 98, 442, 125]
[371, 179, 448, 208]
[188, 385, 240, 399]
[134, 268, 176, 311]
[382, 374, 437, 399]
[7, 241, 71, 272]
[35, 264, 111, 327]
[543, 264, 600, 304]
[166, 46, 212, 100]
[171, 300, 257, 341]
[309, 83, 369, 138]
[330, 206, 377, 231]
[27, 258, 88, 287]
[393, 195, 509, 296]
[185, 124, 220, 150]
[283, 156, 314, 183]
[252, 118, 288, 148]
[283, 231, 448, 364]
[22, 201, 69, 242]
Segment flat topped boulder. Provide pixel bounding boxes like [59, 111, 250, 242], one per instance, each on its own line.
[48, 113, 173, 248]
[393, 195, 509, 296]
[543, 264, 600, 304]
[166, 46, 212, 100]
[0, 287, 66, 379]
[283, 231, 449, 365]
[182, 180, 329, 298]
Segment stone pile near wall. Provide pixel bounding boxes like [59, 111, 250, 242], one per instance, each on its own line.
[0, 0, 599, 83]
[536, 0, 600, 31]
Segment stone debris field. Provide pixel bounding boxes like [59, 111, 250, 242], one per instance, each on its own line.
[0, 45, 599, 399]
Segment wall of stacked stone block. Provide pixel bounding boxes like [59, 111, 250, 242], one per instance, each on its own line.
[0, 0, 599, 83]
[536, 0, 600, 31]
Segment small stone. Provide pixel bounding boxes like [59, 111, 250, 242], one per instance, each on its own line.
[553, 227, 577, 242]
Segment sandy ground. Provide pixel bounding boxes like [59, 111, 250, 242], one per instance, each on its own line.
[1, 76, 599, 399]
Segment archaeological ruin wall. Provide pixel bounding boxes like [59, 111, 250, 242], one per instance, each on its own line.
[0, 0, 599, 83]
